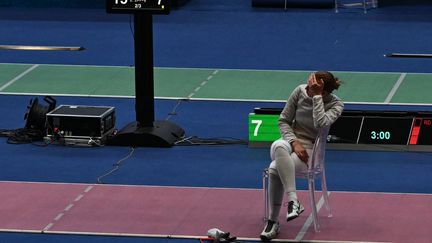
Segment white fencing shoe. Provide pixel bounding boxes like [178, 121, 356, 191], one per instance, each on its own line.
[260, 220, 280, 241]
[286, 200, 305, 221]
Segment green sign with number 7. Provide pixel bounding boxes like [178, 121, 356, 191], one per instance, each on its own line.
[248, 114, 280, 143]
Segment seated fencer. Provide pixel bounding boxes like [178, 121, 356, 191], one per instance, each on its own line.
[260, 71, 343, 241]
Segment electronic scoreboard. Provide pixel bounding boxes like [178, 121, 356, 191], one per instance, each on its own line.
[106, 0, 169, 14]
[249, 108, 432, 151]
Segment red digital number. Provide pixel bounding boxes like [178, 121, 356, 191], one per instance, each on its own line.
[424, 119, 432, 126]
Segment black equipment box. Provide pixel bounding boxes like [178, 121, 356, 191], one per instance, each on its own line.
[45, 105, 115, 146]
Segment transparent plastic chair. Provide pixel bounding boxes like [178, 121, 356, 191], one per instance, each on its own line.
[263, 127, 332, 232]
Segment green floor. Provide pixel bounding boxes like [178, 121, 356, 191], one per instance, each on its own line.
[0, 63, 430, 104]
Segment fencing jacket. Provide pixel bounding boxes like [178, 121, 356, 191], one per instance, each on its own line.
[278, 84, 344, 146]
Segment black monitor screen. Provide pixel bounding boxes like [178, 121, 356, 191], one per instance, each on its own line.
[328, 116, 363, 143]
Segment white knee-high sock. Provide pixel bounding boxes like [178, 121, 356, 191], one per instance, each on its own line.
[274, 147, 298, 201]
[268, 170, 284, 221]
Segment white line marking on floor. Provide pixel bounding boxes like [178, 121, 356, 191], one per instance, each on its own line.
[42, 223, 54, 232]
[384, 73, 407, 103]
[187, 69, 219, 99]
[84, 185, 94, 193]
[295, 192, 330, 241]
[0, 64, 38, 91]
[3, 180, 432, 196]
[41, 230, 390, 243]
[42, 184, 95, 233]
[54, 213, 64, 221]
[1, 90, 431, 106]
[2, 61, 432, 75]
[64, 204, 74, 211]
[0, 229, 41, 234]
[74, 194, 84, 202]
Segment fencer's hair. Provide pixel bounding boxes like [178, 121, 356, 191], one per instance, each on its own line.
[314, 71, 341, 93]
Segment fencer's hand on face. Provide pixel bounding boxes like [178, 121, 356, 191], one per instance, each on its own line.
[308, 74, 324, 96]
[291, 140, 309, 163]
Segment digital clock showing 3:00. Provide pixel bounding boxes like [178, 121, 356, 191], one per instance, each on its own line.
[358, 117, 413, 145]
[370, 131, 391, 140]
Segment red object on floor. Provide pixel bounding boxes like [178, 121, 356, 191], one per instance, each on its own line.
[199, 237, 214, 243]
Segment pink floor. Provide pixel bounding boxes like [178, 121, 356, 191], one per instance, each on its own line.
[0, 181, 431, 242]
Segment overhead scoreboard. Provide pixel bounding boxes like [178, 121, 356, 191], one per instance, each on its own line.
[249, 108, 432, 151]
[106, 0, 169, 14]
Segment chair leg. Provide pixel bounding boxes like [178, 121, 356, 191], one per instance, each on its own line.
[365, 0, 378, 13]
[263, 169, 270, 224]
[334, 0, 339, 13]
[308, 178, 320, 232]
[363, 0, 367, 13]
[321, 170, 332, 218]
[284, 0, 287, 11]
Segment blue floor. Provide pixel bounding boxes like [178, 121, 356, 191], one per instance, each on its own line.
[1, 95, 431, 194]
[1, 1, 432, 72]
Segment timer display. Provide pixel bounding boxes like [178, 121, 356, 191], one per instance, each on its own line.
[370, 131, 391, 140]
[106, 0, 169, 14]
[358, 117, 413, 145]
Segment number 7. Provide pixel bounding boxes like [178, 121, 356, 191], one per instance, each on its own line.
[251, 120, 263, 136]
